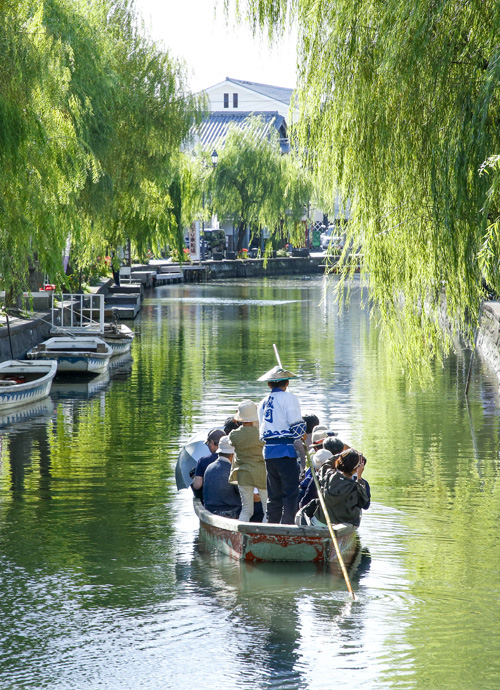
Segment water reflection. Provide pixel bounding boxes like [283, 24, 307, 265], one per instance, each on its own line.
[0, 276, 500, 689]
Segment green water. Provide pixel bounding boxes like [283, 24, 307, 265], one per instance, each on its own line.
[0, 276, 499, 690]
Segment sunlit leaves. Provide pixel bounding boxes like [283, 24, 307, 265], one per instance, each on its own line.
[0, 0, 204, 298]
[208, 116, 312, 251]
[227, 0, 500, 382]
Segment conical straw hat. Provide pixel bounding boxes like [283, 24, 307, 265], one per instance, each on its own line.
[257, 365, 299, 382]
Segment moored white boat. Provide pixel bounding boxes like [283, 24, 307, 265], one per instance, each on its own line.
[50, 323, 134, 356]
[27, 337, 113, 374]
[0, 360, 57, 410]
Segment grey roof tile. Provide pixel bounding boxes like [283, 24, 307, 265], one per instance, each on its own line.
[225, 77, 294, 105]
[191, 111, 289, 153]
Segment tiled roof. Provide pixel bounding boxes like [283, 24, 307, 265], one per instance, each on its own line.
[225, 78, 294, 106]
[190, 111, 289, 153]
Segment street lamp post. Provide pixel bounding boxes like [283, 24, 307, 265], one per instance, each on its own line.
[200, 150, 218, 263]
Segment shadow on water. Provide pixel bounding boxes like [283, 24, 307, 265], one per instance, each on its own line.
[172, 533, 373, 689]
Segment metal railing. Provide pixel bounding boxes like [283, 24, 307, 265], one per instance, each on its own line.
[52, 293, 105, 332]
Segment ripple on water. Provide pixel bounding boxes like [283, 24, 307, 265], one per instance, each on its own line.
[1, 276, 500, 690]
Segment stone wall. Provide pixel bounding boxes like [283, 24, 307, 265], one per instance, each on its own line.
[0, 313, 54, 360]
[207, 256, 324, 279]
[476, 301, 500, 381]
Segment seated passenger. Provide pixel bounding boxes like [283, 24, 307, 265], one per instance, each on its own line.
[310, 427, 329, 454]
[312, 449, 370, 528]
[323, 436, 347, 459]
[191, 428, 225, 501]
[224, 416, 241, 435]
[322, 437, 371, 500]
[203, 435, 242, 518]
[228, 400, 267, 522]
[298, 448, 332, 509]
[294, 413, 320, 470]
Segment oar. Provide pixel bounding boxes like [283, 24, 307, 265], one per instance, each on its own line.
[302, 441, 356, 600]
[270, 344, 355, 600]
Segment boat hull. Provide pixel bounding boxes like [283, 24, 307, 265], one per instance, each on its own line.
[0, 360, 57, 410]
[27, 337, 113, 373]
[102, 335, 133, 356]
[194, 499, 358, 563]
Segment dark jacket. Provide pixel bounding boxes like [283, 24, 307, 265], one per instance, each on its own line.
[298, 468, 318, 508]
[314, 469, 370, 527]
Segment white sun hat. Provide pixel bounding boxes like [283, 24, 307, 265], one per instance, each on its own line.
[217, 435, 235, 454]
[312, 448, 333, 469]
[235, 400, 259, 423]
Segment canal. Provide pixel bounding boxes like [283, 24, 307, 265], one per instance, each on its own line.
[0, 276, 499, 689]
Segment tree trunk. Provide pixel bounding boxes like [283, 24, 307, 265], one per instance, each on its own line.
[236, 220, 246, 252]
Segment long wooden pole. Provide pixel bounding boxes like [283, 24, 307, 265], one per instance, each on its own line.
[270, 344, 355, 599]
[273, 343, 283, 369]
[303, 441, 356, 600]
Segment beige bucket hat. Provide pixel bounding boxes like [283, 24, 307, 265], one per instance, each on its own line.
[311, 427, 329, 445]
[257, 365, 299, 382]
[235, 400, 259, 423]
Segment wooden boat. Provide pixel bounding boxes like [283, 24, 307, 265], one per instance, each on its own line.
[176, 432, 358, 564]
[50, 323, 134, 357]
[194, 498, 358, 563]
[27, 336, 113, 374]
[0, 360, 57, 410]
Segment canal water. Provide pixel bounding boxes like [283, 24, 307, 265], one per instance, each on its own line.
[1, 276, 499, 690]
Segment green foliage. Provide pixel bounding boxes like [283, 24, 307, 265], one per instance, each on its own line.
[0, 0, 205, 301]
[207, 116, 312, 251]
[226, 0, 500, 382]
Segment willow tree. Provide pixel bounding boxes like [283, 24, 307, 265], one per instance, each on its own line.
[43, 0, 205, 272]
[208, 116, 311, 251]
[0, 0, 204, 300]
[226, 0, 500, 381]
[0, 1, 92, 301]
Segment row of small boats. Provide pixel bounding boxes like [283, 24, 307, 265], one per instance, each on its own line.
[0, 323, 134, 410]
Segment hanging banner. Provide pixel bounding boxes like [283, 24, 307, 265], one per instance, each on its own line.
[189, 222, 200, 262]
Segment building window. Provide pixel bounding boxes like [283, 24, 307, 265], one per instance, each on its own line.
[223, 93, 229, 108]
[233, 93, 238, 108]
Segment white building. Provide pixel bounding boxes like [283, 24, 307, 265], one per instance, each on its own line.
[188, 77, 347, 253]
[203, 77, 294, 120]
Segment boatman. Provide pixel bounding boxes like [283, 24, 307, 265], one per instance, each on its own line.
[257, 365, 306, 524]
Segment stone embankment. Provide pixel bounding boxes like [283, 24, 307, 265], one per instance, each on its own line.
[206, 256, 324, 279]
[476, 301, 500, 381]
[0, 293, 55, 361]
[0, 256, 329, 360]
